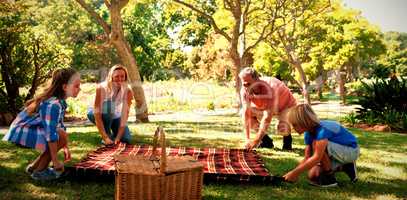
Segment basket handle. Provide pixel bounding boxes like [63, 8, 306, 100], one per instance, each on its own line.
[151, 126, 167, 173]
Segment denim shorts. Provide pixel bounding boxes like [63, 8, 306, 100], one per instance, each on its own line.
[327, 141, 360, 170]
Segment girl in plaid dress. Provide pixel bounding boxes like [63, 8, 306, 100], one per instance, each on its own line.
[2, 68, 81, 181]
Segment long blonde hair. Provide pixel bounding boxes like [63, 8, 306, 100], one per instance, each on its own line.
[105, 64, 130, 95]
[288, 103, 320, 132]
[25, 68, 78, 115]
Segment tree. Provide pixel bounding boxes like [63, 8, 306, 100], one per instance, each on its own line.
[264, 0, 331, 104]
[123, 1, 188, 81]
[75, 0, 149, 122]
[0, 1, 69, 116]
[173, 0, 285, 105]
[31, 0, 119, 71]
[319, 4, 385, 104]
[260, 1, 385, 104]
[252, 43, 294, 83]
[378, 32, 407, 76]
[188, 34, 233, 81]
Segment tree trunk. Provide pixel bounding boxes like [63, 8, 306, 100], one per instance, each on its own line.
[286, 52, 311, 104]
[316, 81, 323, 101]
[26, 40, 41, 102]
[113, 41, 149, 121]
[230, 8, 243, 109]
[108, 1, 149, 122]
[315, 67, 326, 101]
[0, 46, 20, 114]
[293, 62, 311, 104]
[337, 69, 347, 104]
[75, 0, 149, 122]
[230, 47, 242, 109]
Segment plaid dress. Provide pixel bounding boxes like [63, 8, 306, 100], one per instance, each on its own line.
[2, 97, 67, 152]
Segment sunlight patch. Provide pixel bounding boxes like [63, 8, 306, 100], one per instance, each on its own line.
[25, 183, 58, 199]
[0, 151, 14, 160]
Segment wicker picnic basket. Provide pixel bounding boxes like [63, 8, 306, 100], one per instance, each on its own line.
[114, 127, 204, 200]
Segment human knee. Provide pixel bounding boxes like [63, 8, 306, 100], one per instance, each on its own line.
[308, 166, 321, 180]
[277, 121, 291, 136]
[87, 109, 96, 123]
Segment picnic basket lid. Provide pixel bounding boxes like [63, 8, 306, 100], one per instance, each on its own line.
[114, 127, 203, 175]
[114, 154, 203, 175]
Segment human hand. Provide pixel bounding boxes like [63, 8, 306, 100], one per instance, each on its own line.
[244, 140, 252, 149]
[283, 171, 298, 183]
[52, 160, 64, 172]
[114, 138, 121, 145]
[103, 137, 114, 145]
[63, 146, 71, 163]
[245, 139, 260, 151]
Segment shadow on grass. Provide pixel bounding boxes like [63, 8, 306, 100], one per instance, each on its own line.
[0, 165, 42, 200]
[130, 120, 243, 134]
[0, 151, 115, 200]
[134, 133, 240, 149]
[337, 177, 407, 199]
[351, 128, 407, 154]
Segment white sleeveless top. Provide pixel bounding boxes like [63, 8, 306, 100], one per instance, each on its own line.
[96, 82, 129, 119]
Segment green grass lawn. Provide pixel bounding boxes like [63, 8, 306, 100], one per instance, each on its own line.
[1, 112, 406, 200]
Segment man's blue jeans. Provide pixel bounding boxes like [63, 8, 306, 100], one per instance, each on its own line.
[87, 101, 131, 144]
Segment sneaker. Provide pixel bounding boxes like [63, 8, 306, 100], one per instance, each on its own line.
[31, 168, 60, 181]
[309, 171, 338, 188]
[25, 164, 34, 175]
[259, 135, 274, 148]
[282, 135, 293, 150]
[342, 162, 358, 183]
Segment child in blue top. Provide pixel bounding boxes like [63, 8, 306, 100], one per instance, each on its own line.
[283, 104, 360, 187]
[2, 68, 81, 181]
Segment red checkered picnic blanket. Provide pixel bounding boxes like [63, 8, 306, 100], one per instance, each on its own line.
[71, 143, 278, 183]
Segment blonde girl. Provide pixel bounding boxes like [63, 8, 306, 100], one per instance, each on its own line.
[87, 64, 133, 145]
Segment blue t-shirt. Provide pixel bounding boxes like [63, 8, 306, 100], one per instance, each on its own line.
[304, 120, 358, 148]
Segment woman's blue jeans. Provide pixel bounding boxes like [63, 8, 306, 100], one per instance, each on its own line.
[87, 100, 131, 144]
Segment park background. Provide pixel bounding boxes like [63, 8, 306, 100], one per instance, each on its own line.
[0, 0, 406, 199]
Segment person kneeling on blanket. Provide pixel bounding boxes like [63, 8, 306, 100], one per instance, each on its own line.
[283, 104, 360, 187]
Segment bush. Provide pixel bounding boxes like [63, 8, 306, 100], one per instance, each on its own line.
[66, 99, 88, 118]
[342, 112, 359, 126]
[355, 76, 407, 131]
[345, 80, 365, 96]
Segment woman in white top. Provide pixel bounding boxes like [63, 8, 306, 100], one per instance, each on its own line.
[87, 64, 133, 145]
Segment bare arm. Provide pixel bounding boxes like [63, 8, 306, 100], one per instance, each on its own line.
[48, 141, 63, 170]
[94, 86, 113, 144]
[58, 128, 71, 162]
[255, 109, 272, 141]
[246, 109, 272, 150]
[283, 139, 328, 182]
[300, 145, 312, 164]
